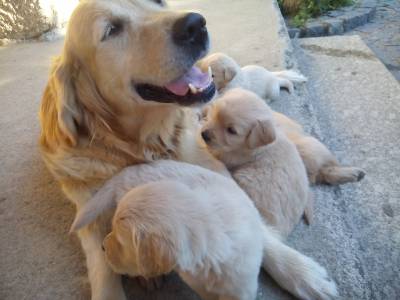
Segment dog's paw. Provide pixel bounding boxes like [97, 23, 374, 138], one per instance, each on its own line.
[292, 255, 338, 300]
[319, 166, 366, 185]
[136, 276, 165, 291]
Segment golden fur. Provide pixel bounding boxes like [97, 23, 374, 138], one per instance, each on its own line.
[39, 1, 226, 299]
[200, 53, 366, 186]
[202, 89, 313, 237]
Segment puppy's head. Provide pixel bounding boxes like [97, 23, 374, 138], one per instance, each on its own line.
[103, 221, 176, 278]
[198, 53, 240, 90]
[103, 181, 193, 278]
[201, 88, 276, 154]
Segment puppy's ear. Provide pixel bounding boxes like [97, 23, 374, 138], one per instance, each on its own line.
[246, 119, 276, 149]
[134, 229, 176, 278]
[222, 64, 238, 84]
[103, 232, 123, 269]
[51, 56, 82, 146]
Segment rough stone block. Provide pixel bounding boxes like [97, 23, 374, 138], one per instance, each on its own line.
[305, 21, 328, 37]
[326, 19, 344, 35]
[341, 10, 369, 31]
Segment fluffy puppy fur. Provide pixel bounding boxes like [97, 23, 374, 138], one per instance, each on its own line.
[104, 180, 264, 300]
[199, 54, 365, 185]
[201, 88, 312, 237]
[198, 52, 307, 101]
[273, 112, 366, 185]
[71, 160, 338, 300]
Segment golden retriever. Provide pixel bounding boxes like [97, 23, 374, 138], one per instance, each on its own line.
[39, 0, 339, 299]
[70, 160, 337, 300]
[198, 52, 307, 101]
[39, 0, 228, 299]
[200, 53, 366, 185]
[201, 88, 313, 237]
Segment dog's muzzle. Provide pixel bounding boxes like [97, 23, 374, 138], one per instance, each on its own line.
[135, 12, 215, 106]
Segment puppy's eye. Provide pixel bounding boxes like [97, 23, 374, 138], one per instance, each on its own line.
[102, 21, 123, 41]
[226, 126, 237, 135]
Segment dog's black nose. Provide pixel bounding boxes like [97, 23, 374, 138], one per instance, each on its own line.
[172, 13, 207, 47]
[201, 130, 211, 142]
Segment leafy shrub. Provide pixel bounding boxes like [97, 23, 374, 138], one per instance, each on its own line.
[278, 0, 353, 27]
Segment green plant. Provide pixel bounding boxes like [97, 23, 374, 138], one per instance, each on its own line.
[278, 0, 353, 27]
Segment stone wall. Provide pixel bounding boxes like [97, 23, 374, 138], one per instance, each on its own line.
[0, 0, 78, 40]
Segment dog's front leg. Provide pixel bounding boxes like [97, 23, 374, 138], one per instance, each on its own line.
[78, 224, 126, 300]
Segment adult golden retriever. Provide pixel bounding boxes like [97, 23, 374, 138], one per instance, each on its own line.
[39, 0, 336, 299]
[40, 0, 226, 298]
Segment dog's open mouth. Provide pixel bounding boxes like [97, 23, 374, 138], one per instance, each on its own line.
[135, 66, 215, 106]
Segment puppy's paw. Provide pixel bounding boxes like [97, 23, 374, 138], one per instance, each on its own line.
[137, 276, 165, 291]
[319, 166, 366, 185]
[292, 255, 338, 300]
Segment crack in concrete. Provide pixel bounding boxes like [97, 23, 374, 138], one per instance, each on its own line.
[300, 44, 376, 60]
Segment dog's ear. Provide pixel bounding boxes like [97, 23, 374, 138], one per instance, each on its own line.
[222, 64, 238, 83]
[134, 229, 176, 278]
[103, 232, 124, 269]
[246, 119, 276, 149]
[51, 56, 82, 146]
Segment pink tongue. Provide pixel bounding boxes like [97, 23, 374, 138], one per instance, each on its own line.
[164, 66, 211, 96]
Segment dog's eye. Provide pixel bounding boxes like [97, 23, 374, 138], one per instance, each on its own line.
[226, 126, 237, 135]
[102, 21, 123, 41]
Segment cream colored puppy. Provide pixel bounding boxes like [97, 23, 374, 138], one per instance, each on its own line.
[199, 54, 365, 185]
[273, 112, 366, 184]
[202, 88, 312, 237]
[103, 180, 264, 300]
[198, 52, 307, 101]
[71, 160, 338, 300]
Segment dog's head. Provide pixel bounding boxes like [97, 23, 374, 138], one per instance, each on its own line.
[42, 0, 216, 147]
[67, 0, 214, 105]
[103, 181, 193, 278]
[103, 222, 176, 279]
[201, 88, 276, 154]
[198, 53, 239, 90]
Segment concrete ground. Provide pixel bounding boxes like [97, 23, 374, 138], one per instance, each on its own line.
[292, 35, 400, 299]
[0, 0, 399, 299]
[346, 0, 400, 81]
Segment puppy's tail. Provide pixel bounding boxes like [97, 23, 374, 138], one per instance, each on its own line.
[70, 183, 118, 233]
[261, 225, 338, 299]
[272, 70, 308, 83]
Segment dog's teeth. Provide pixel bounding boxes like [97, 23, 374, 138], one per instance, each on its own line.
[188, 83, 197, 94]
[208, 66, 212, 78]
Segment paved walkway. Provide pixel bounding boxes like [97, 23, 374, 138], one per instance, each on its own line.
[346, 0, 400, 81]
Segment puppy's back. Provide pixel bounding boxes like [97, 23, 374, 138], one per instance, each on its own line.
[233, 131, 310, 237]
[116, 179, 262, 273]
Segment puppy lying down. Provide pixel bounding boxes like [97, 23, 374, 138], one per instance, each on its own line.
[198, 52, 307, 101]
[201, 53, 365, 185]
[71, 160, 337, 300]
[202, 88, 312, 237]
[272, 112, 366, 185]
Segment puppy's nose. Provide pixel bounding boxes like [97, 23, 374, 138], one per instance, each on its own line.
[172, 13, 207, 46]
[201, 130, 211, 142]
